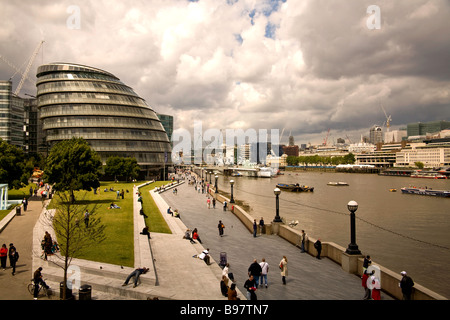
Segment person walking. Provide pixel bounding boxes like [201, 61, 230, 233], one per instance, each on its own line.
[248, 259, 262, 288]
[244, 275, 257, 300]
[399, 271, 415, 300]
[218, 220, 225, 237]
[279, 256, 288, 285]
[259, 258, 269, 288]
[122, 267, 149, 288]
[84, 210, 90, 228]
[9, 244, 19, 276]
[0, 244, 7, 270]
[314, 239, 322, 259]
[22, 197, 28, 212]
[300, 230, 308, 253]
[252, 220, 257, 237]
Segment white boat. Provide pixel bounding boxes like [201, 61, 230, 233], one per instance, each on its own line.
[327, 182, 349, 186]
[258, 167, 275, 178]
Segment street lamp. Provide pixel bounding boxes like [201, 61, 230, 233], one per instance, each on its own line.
[345, 200, 361, 255]
[230, 180, 235, 203]
[215, 175, 219, 194]
[273, 187, 282, 222]
[209, 171, 212, 184]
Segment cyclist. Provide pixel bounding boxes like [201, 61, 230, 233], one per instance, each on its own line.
[33, 267, 50, 299]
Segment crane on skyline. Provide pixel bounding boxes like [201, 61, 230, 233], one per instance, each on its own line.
[380, 103, 392, 132]
[0, 40, 44, 97]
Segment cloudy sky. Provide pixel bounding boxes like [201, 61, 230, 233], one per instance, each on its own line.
[1, 0, 449, 145]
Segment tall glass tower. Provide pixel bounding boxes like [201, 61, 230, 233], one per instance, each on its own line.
[36, 63, 172, 179]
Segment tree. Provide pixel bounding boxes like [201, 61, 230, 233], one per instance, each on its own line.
[45, 138, 102, 202]
[0, 138, 30, 189]
[415, 161, 424, 169]
[42, 191, 106, 300]
[105, 156, 140, 182]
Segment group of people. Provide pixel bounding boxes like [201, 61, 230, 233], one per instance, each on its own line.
[41, 231, 59, 260]
[184, 228, 202, 245]
[361, 255, 415, 300]
[0, 243, 19, 275]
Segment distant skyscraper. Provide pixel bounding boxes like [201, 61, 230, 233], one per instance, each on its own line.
[407, 121, 450, 137]
[369, 125, 383, 144]
[0, 80, 25, 149]
[289, 134, 295, 146]
[157, 114, 173, 146]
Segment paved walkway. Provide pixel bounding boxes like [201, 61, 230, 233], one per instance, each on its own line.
[159, 180, 378, 300]
[0, 180, 390, 301]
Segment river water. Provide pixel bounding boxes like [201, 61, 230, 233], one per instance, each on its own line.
[214, 171, 450, 299]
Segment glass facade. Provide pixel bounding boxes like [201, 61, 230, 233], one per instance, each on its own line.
[36, 63, 172, 176]
[0, 80, 25, 149]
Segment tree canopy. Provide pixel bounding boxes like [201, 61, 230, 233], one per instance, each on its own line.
[0, 138, 31, 189]
[105, 156, 140, 181]
[45, 138, 102, 194]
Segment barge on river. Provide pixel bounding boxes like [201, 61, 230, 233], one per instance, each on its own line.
[276, 183, 314, 192]
[400, 187, 450, 197]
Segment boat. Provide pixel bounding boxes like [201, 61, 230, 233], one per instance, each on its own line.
[389, 188, 397, 192]
[400, 187, 450, 198]
[258, 167, 276, 178]
[410, 171, 447, 179]
[276, 183, 314, 192]
[327, 182, 349, 186]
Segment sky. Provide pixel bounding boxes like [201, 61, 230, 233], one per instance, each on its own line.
[1, 0, 449, 146]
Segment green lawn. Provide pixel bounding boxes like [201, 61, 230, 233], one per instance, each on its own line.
[49, 181, 172, 267]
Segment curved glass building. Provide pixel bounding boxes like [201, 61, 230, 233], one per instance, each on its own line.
[36, 63, 172, 179]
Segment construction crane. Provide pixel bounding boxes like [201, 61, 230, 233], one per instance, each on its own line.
[380, 103, 392, 132]
[346, 135, 353, 144]
[14, 41, 45, 96]
[1, 41, 44, 96]
[323, 128, 330, 145]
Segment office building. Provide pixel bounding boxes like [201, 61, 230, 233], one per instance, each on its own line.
[36, 63, 172, 179]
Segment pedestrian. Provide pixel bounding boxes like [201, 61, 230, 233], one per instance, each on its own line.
[43, 231, 53, 260]
[259, 217, 265, 235]
[252, 219, 257, 237]
[183, 229, 195, 244]
[362, 270, 371, 300]
[223, 201, 227, 211]
[371, 277, 381, 300]
[84, 210, 90, 228]
[259, 258, 269, 288]
[212, 198, 216, 209]
[244, 275, 257, 300]
[218, 220, 225, 237]
[33, 267, 50, 299]
[314, 238, 322, 259]
[207, 197, 211, 209]
[279, 256, 288, 285]
[140, 226, 151, 239]
[399, 271, 415, 300]
[167, 207, 173, 216]
[220, 275, 229, 297]
[227, 283, 239, 300]
[22, 197, 28, 211]
[248, 259, 262, 288]
[300, 230, 308, 253]
[9, 244, 19, 276]
[363, 255, 372, 273]
[0, 244, 7, 270]
[122, 267, 149, 288]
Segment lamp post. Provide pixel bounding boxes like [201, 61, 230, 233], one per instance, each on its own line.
[273, 187, 282, 222]
[345, 200, 361, 255]
[209, 171, 212, 184]
[230, 180, 235, 203]
[215, 175, 219, 194]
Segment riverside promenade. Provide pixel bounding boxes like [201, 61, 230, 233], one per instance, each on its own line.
[158, 180, 373, 300]
[0, 180, 390, 302]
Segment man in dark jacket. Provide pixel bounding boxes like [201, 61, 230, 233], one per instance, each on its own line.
[400, 271, 414, 300]
[248, 259, 262, 288]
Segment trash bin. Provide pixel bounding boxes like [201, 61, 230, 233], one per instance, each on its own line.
[15, 206, 21, 216]
[79, 284, 92, 300]
[60, 281, 73, 300]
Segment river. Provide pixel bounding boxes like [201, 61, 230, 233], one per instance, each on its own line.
[213, 170, 450, 299]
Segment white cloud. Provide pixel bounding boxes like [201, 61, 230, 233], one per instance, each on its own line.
[0, 0, 449, 145]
